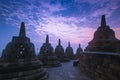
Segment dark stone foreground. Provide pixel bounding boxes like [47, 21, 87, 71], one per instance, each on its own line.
[47, 61, 91, 80]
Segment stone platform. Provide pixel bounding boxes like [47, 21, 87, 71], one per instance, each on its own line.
[78, 52, 120, 80]
[47, 61, 91, 80]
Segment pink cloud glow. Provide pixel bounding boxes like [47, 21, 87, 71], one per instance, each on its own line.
[1, 0, 120, 52]
[113, 27, 120, 40]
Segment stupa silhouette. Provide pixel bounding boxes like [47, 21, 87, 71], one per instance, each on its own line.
[65, 42, 75, 60]
[0, 22, 48, 80]
[38, 35, 61, 67]
[75, 44, 83, 59]
[55, 39, 69, 62]
[85, 15, 120, 52]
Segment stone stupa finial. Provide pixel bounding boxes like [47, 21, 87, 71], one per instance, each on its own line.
[101, 15, 106, 27]
[46, 35, 49, 44]
[19, 22, 26, 37]
[79, 44, 81, 48]
[68, 42, 70, 47]
[58, 39, 61, 46]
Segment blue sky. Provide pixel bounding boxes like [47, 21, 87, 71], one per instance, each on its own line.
[0, 0, 120, 55]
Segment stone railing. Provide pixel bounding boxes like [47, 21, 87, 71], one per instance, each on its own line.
[78, 51, 120, 80]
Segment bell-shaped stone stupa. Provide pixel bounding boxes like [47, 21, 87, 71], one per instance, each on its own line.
[38, 35, 61, 67]
[0, 22, 48, 80]
[55, 39, 69, 62]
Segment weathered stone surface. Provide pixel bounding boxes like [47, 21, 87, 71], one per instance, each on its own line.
[80, 15, 120, 80]
[0, 60, 48, 80]
[65, 42, 75, 60]
[38, 35, 61, 67]
[55, 39, 69, 62]
[78, 52, 120, 80]
[2, 22, 36, 61]
[0, 22, 48, 80]
[85, 15, 120, 52]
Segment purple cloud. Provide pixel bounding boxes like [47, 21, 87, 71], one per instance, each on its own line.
[0, 0, 120, 52]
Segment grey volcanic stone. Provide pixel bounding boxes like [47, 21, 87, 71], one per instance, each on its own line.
[0, 22, 48, 80]
[85, 15, 120, 53]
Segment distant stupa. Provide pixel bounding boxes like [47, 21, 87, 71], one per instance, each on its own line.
[65, 42, 75, 60]
[55, 39, 69, 62]
[38, 35, 61, 67]
[0, 22, 48, 80]
[75, 44, 83, 59]
[85, 15, 120, 52]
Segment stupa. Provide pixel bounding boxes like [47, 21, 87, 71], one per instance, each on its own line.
[0, 22, 48, 80]
[55, 39, 69, 62]
[85, 15, 120, 52]
[65, 42, 75, 60]
[75, 44, 83, 59]
[38, 35, 61, 67]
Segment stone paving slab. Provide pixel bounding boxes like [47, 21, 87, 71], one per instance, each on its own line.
[47, 61, 91, 80]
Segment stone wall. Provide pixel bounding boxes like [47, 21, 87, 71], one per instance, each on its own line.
[78, 52, 120, 80]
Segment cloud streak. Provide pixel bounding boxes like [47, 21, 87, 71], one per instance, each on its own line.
[0, 0, 120, 52]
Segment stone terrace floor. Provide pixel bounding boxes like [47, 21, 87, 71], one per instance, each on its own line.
[47, 61, 91, 80]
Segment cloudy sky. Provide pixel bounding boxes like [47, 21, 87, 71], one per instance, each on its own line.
[0, 0, 120, 55]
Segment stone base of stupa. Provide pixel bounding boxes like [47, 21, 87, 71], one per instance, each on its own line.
[39, 56, 61, 67]
[58, 56, 70, 62]
[66, 55, 75, 60]
[60, 59, 70, 62]
[0, 59, 48, 80]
